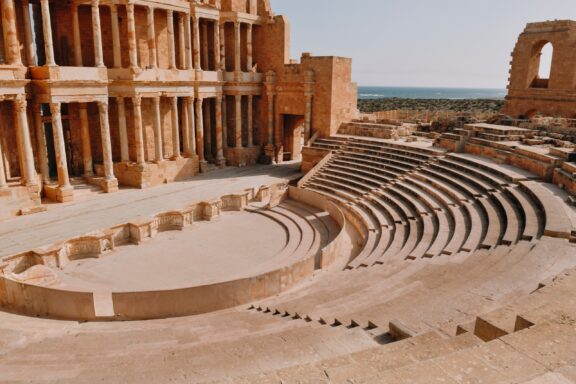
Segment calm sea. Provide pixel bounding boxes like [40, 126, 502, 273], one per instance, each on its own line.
[358, 86, 506, 100]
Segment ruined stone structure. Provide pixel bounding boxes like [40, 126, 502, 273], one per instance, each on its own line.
[1, 8, 576, 383]
[504, 20, 576, 119]
[0, 0, 356, 217]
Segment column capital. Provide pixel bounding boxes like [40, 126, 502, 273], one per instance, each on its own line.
[91, 0, 100, 7]
[133, 95, 142, 107]
[49, 102, 61, 116]
[167, 9, 173, 17]
[14, 95, 28, 113]
[97, 100, 109, 109]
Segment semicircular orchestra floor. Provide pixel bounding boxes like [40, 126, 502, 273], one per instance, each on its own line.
[48, 211, 288, 292]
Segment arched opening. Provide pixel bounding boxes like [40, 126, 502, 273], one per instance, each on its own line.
[531, 41, 554, 88]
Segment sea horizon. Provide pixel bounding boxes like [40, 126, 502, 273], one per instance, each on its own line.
[358, 86, 507, 100]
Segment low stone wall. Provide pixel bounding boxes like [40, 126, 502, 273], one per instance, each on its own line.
[338, 122, 415, 139]
[553, 162, 576, 196]
[0, 278, 96, 320]
[301, 147, 330, 173]
[288, 186, 346, 268]
[0, 184, 42, 220]
[114, 157, 199, 189]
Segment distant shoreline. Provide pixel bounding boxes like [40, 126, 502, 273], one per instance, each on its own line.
[357, 86, 506, 100]
[357, 98, 506, 114]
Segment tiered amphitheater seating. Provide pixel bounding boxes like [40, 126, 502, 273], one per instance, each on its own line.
[0, 136, 575, 383]
[301, 137, 573, 271]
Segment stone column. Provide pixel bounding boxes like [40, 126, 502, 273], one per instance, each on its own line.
[126, 3, 138, 69]
[204, 99, 212, 161]
[40, 0, 55, 65]
[92, 0, 104, 67]
[247, 95, 254, 147]
[152, 97, 163, 162]
[167, 10, 176, 69]
[215, 96, 224, 165]
[195, 97, 204, 161]
[192, 16, 201, 70]
[2, 0, 22, 65]
[33, 104, 49, 183]
[79, 103, 93, 176]
[187, 97, 196, 156]
[97, 101, 115, 180]
[147, 6, 157, 69]
[22, 0, 36, 66]
[133, 96, 145, 165]
[178, 14, 185, 69]
[219, 22, 226, 71]
[117, 97, 129, 162]
[304, 70, 315, 141]
[267, 93, 275, 146]
[49, 103, 70, 188]
[304, 94, 313, 141]
[246, 24, 253, 71]
[201, 21, 209, 70]
[222, 96, 227, 147]
[14, 96, 36, 186]
[235, 95, 242, 148]
[234, 22, 241, 73]
[71, 4, 83, 66]
[181, 99, 190, 155]
[185, 13, 193, 70]
[0, 140, 6, 188]
[171, 97, 180, 159]
[110, 5, 122, 68]
[213, 21, 221, 71]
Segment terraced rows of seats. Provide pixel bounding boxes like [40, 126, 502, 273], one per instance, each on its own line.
[0, 136, 575, 383]
[303, 136, 574, 269]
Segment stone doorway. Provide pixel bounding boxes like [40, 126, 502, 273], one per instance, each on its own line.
[282, 114, 304, 161]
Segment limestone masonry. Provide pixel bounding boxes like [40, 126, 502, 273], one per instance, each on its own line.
[0, 0, 356, 217]
[504, 20, 576, 119]
[0, 4, 576, 384]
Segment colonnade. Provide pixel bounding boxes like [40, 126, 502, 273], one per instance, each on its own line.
[30, 0, 255, 72]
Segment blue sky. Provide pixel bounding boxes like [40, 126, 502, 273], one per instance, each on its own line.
[270, 0, 576, 89]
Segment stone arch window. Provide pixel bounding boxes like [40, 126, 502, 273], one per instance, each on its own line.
[530, 41, 554, 88]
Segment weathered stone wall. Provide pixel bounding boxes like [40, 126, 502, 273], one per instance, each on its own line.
[504, 20, 576, 121]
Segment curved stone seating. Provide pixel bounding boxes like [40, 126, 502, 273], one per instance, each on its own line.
[1, 137, 575, 383]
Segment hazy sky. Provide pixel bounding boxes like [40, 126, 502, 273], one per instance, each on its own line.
[270, 0, 576, 89]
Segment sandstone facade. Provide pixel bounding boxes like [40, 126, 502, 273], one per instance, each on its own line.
[0, 0, 357, 216]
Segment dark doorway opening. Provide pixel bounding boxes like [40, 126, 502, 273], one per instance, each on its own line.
[282, 114, 304, 162]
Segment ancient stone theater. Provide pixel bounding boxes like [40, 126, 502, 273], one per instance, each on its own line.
[0, 1, 575, 383]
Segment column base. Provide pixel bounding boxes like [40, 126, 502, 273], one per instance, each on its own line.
[216, 156, 226, 168]
[44, 184, 74, 203]
[199, 160, 211, 173]
[264, 144, 277, 165]
[224, 146, 261, 167]
[86, 176, 119, 193]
